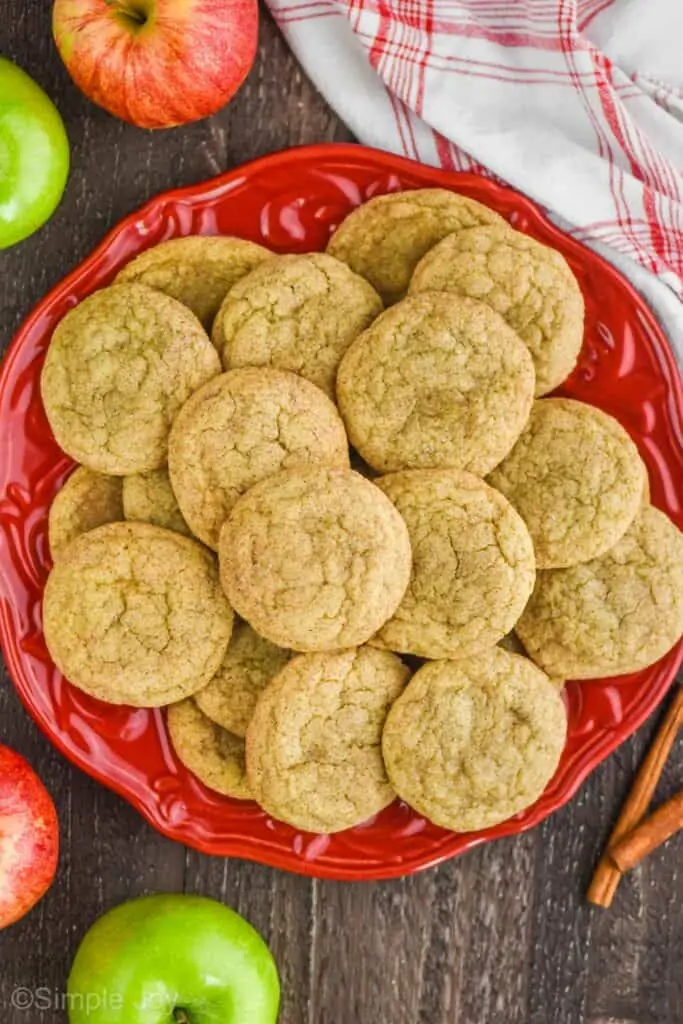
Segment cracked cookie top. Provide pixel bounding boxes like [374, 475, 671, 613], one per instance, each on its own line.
[167, 698, 251, 800]
[516, 505, 683, 679]
[41, 283, 220, 475]
[169, 368, 350, 550]
[195, 621, 291, 738]
[48, 467, 124, 559]
[488, 398, 646, 568]
[382, 648, 567, 832]
[336, 293, 535, 475]
[116, 235, 272, 330]
[214, 252, 383, 398]
[123, 468, 191, 537]
[219, 467, 412, 651]
[326, 188, 506, 305]
[409, 225, 584, 395]
[246, 646, 410, 832]
[372, 470, 536, 659]
[43, 521, 234, 706]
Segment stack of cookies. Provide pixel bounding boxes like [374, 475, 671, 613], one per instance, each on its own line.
[40, 190, 683, 837]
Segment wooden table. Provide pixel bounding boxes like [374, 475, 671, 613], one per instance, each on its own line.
[1, 7, 681, 1023]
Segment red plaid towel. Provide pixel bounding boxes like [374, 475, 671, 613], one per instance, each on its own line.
[266, 0, 683, 360]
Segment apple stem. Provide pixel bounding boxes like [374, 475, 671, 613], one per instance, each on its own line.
[103, 0, 148, 24]
[173, 1011, 190, 1024]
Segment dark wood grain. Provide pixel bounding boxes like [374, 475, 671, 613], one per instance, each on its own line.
[0, 5, 681, 1023]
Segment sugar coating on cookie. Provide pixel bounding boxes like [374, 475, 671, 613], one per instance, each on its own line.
[116, 235, 272, 330]
[214, 252, 383, 398]
[246, 647, 410, 832]
[41, 284, 220, 475]
[372, 470, 535, 659]
[195, 621, 290, 737]
[43, 522, 234, 706]
[327, 188, 505, 305]
[410, 225, 584, 395]
[382, 648, 567, 832]
[488, 398, 646, 568]
[169, 368, 350, 550]
[219, 467, 412, 651]
[336, 293, 535, 475]
[167, 699, 251, 799]
[123, 468, 191, 537]
[516, 505, 683, 679]
[49, 467, 123, 559]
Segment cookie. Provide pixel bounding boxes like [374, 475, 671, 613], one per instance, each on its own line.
[336, 293, 535, 475]
[48, 467, 123, 559]
[169, 368, 350, 550]
[326, 188, 505, 305]
[372, 470, 535, 659]
[115, 235, 272, 330]
[214, 253, 383, 398]
[41, 284, 220, 475]
[409, 226, 584, 395]
[167, 699, 251, 799]
[498, 632, 565, 689]
[219, 467, 412, 651]
[382, 648, 567, 832]
[122, 468, 191, 537]
[516, 505, 683, 679]
[246, 647, 409, 832]
[43, 522, 233, 706]
[195, 621, 290, 737]
[488, 398, 646, 568]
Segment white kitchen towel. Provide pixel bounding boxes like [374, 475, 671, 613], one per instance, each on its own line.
[265, 0, 683, 363]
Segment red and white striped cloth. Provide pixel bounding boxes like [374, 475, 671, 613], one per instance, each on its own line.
[265, 0, 683, 362]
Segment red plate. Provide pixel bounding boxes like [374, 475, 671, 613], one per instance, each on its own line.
[1, 144, 682, 880]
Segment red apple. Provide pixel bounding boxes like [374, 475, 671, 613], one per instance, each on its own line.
[0, 745, 59, 929]
[52, 0, 258, 129]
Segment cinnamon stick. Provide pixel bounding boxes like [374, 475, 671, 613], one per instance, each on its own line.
[609, 790, 683, 873]
[587, 685, 683, 908]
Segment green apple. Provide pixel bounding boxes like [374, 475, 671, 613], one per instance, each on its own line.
[67, 894, 280, 1024]
[0, 58, 70, 248]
